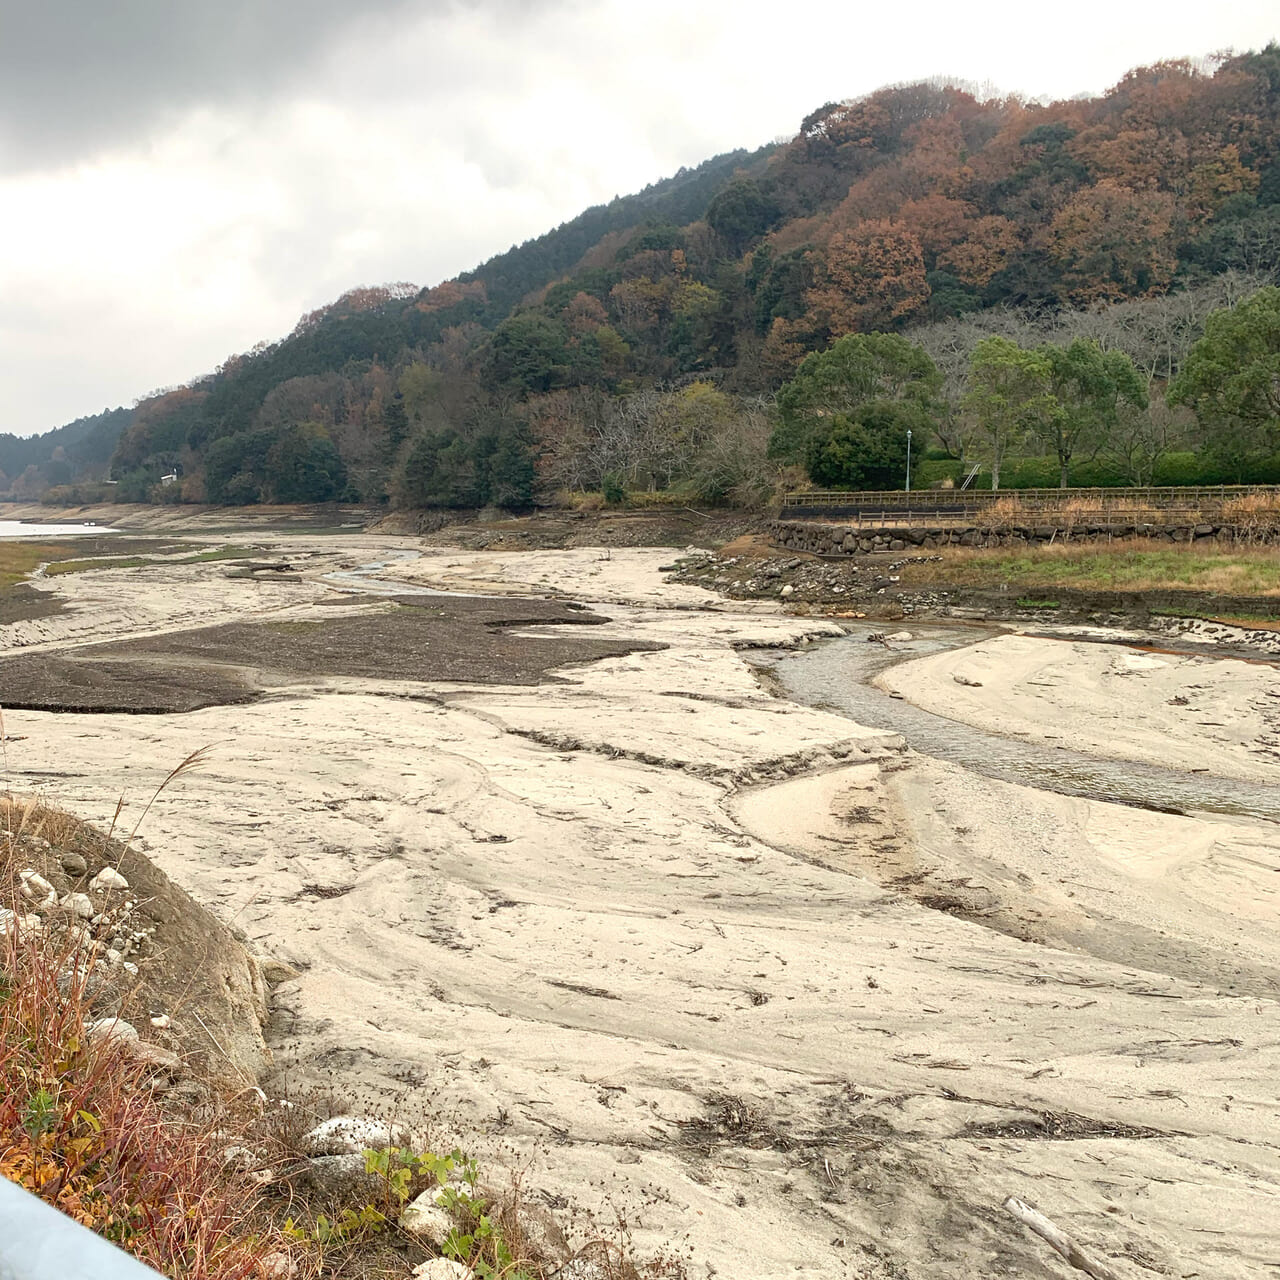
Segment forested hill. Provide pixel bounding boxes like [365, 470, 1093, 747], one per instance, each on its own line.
[23, 46, 1280, 507]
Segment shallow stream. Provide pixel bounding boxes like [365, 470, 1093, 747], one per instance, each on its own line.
[752, 623, 1280, 823]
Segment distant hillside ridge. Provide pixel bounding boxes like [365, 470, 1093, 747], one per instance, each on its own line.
[19, 45, 1280, 507]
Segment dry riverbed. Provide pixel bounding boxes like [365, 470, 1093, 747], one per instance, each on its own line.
[1, 534, 1278, 1278]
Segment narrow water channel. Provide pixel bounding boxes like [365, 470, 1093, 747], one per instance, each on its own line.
[752, 624, 1280, 823]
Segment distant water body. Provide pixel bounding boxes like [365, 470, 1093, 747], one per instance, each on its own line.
[0, 521, 117, 538]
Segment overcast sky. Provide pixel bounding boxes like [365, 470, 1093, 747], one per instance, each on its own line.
[1, 1, 1276, 436]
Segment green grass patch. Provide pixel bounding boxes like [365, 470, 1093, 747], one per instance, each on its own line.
[44, 546, 251, 576]
[902, 540, 1280, 596]
[1015, 598, 1060, 609]
[0, 542, 86, 589]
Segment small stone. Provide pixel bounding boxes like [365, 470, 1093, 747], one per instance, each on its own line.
[90, 868, 129, 893]
[301, 1116, 407, 1157]
[259, 958, 300, 985]
[106, 948, 124, 966]
[59, 852, 88, 876]
[303, 1153, 384, 1200]
[122, 962, 139, 976]
[258, 1251, 298, 1280]
[19, 870, 54, 902]
[411, 1261, 473, 1280]
[513, 1202, 570, 1262]
[64, 893, 94, 920]
[400, 1192, 455, 1245]
[150, 1013, 171, 1030]
[132, 1041, 182, 1073]
[86, 1017, 139, 1047]
[780, 584, 794, 596]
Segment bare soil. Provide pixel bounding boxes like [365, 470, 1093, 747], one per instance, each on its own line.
[0, 596, 659, 713]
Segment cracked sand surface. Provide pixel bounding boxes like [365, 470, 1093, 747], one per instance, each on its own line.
[1, 537, 1278, 1277]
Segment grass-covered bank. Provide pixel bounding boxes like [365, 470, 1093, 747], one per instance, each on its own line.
[899, 540, 1280, 596]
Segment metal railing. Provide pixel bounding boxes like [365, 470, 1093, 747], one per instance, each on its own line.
[824, 507, 1211, 530]
[0, 1177, 164, 1280]
[781, 484, 1280, 514]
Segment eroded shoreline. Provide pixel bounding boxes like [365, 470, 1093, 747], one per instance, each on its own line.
[2, 532, 1278, 1278]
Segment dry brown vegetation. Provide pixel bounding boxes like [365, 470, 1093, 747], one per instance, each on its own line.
[0, 795, 299, 1280]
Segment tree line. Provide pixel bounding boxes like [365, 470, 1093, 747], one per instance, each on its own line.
[10, 46, 1280, 507]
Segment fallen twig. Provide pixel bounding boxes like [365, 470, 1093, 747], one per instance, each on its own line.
[1003, 1196, 1120, 1280]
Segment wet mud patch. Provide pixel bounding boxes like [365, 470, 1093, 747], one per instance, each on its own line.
[0, 582, 67, 625]
[0, 595, 661, 712]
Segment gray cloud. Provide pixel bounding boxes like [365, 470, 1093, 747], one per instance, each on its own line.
[0, 0, 545, 171]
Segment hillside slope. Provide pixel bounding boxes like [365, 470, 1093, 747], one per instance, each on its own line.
[22, 46, 1280, 506]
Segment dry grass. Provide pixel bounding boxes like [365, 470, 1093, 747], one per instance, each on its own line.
[0, 542, 84, 590]
[0, 799, 301, 1280]
[900, 538, 1280, 596]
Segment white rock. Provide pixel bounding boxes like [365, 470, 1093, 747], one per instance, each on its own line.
[150, 1013, 171, 1030]
[400, 1192, 455, 1245]
[19, 870, 54, 903]
[885, 630, 914, 642]
[90, 868, 129, 893]
[411, 1261, 473, 1280]
[86, 1017, 139, 1047]
[105, 948, 124, 966]
[258, 1251, 298, 1280]
[301, 1115, 407, 1156]
[64, 893, 94, 920]
[780, 584, 794, 596]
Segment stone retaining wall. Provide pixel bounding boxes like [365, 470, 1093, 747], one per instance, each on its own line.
[770, 518, 1276, 555]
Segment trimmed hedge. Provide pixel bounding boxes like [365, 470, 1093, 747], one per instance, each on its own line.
[915, 452, 1280, 491]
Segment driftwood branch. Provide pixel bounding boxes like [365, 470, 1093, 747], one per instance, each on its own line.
[1003, 1196, 1121, 1280]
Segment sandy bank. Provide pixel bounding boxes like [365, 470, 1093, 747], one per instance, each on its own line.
[2, 535, 1278, 1277]
[879, 631, 1280, 784]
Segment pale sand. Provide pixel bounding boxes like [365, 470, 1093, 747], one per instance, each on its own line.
[3, 537, 1279, 1277]
[878, 631, 1280, 784]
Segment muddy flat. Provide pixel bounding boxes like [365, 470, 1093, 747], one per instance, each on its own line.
[0, 595, 656, 711]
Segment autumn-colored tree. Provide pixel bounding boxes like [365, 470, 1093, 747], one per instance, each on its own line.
[563, 291, 609, 335]
[895, 195, 973, 261]
[937, 216, 1022, 288]
[1046, 181, 1179, 302]
[806, 221, 930, 336]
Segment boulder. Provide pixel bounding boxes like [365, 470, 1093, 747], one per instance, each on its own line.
[302, 1153, 384, 1201]
[86, 1017, 140, 1048]
[59, 852, 88, 877]
[64, 892, 94, 920]
[400, 1191, 455, 1246]
[19, 870, 55, 906]
[90, 868, 129, 893]
[302, 1116, 408, 1157]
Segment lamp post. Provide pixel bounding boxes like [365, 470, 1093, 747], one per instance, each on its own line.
[905, 429, 912, 493]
